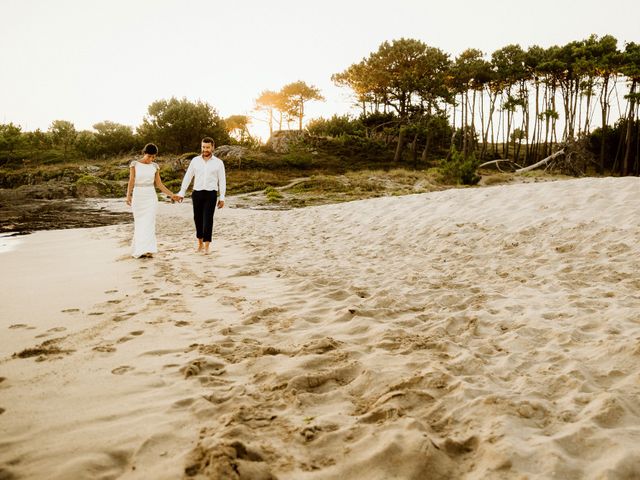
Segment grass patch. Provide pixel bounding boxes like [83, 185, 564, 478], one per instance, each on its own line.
[265, 186, 283, 202]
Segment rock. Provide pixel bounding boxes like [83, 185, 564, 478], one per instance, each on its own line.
[265, 130, 309, 153]
[0, 182, 75, 200]
[214, 145, 251, 162]
[169, 152, 199, 172]
[75, 175, 123, 198]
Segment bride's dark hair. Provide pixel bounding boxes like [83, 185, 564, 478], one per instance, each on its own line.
[142, 143, 158, 155]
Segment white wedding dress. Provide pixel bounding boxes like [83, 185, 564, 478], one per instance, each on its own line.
[130, 161, 159, 258]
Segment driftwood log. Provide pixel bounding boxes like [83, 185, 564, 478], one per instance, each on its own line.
[514, 148, 565, 173]
[477, 159, 522, 171]
[478, 148, 567, 174]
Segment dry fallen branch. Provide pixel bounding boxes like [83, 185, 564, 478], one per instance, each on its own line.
[515, 148, 565, 173]
[478, 138, 592, 177]
[477, 159, 523, 171]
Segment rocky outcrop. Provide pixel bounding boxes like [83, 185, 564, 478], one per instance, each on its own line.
[265, 130, 309, 153]
[0, 182, 76, 200]
[74, 175, 124, 198]
[214, 145, 251, 161]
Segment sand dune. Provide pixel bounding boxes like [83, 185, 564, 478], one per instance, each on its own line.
[1, 177, 639, 479]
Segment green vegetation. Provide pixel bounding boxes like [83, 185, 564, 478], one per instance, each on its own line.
[0, 35, 638, 211]
[255, 81, 324, 138]
[264, 186, 283, 202]
[138, 97, 230, 152]
[74, 174, 122, 197]
[330, 36, 639, 176]
[439, 149, 481, 186]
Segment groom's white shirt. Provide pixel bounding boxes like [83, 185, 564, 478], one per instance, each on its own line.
[178, 155, 226, 200]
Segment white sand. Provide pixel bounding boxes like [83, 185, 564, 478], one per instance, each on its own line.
[1, 177, 639, 479]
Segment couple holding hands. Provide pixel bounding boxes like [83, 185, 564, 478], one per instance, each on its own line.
[125, 137, 225, 258]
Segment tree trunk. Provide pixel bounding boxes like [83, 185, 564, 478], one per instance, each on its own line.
[421, 133, 432, 164]
[299, 98, 304, 131]
[461, 92, 467, 156]
[599, 76, 610, 173]
[469, 88, 477, 158]
[530, 80, 540, 162]
[394, 127, 406, 162]
[635, 117, 640, 175]
[622, 81, 637, 176]
[411, 133, 419, 168]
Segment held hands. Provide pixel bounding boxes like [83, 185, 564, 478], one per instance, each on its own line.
[169, 194, 184, 203]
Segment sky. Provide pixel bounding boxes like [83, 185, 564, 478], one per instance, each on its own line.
[1, 0, 638, 141]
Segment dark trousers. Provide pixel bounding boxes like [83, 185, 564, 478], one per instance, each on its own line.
[191, 190, 217, 242]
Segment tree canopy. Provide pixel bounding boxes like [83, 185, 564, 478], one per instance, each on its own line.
[137, 97, 230, 153]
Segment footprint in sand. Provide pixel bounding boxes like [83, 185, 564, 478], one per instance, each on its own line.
[48, 326, 67, 332]
[88, 312, 104, 316]
[181, 358, 226, 378]
[0, 377, 6, 383]
[111, 366, 134, 375]
[116, 331, 144, 343]
[143, 287, 159, 294]
[175, 321, 190, 327]
[174, 397, 198, 407]
[442, 436, 479, 456]
[112, 312, 137, 322]
[9, 324, 30, 329]
[93, 345, 117, 353]
[105, 289, 118, 294]
[61, 308, 80, 313]
[0, 407, 5, 415]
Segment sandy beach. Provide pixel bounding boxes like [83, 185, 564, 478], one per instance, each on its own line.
[1, 177, 639, 479]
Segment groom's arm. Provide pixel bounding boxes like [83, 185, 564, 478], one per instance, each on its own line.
[177, 161, 195, 199]
[217, 161, 226, 208]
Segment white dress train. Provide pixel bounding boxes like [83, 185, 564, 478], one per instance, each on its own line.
[131, 161, 159, 258]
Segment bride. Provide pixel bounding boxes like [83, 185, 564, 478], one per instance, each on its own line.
[125, 143, 179, 258]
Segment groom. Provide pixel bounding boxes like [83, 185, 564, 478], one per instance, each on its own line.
[176, 137, 226, 254]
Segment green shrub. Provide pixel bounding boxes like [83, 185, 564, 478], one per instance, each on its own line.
[439, 149, 480, 185]
[229, 180, 268, 195]
[164, 179, 182, 191]
[281, 151, 314, 169]
[307, 115, 364, 137]
[159, 165, 184, 183]
[113, 168, 131, 181]
[265, 186, 283, 202]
